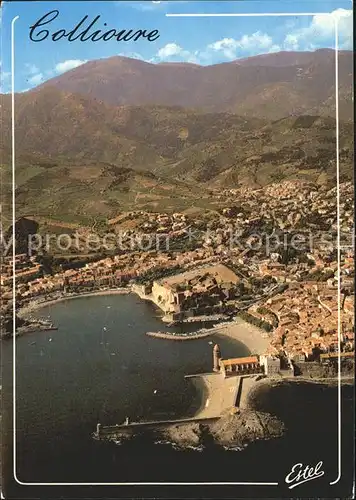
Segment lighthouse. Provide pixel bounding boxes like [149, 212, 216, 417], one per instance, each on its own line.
[213, 343, 221, 372]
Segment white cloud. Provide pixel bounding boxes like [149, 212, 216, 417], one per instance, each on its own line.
[205, 10, 351, 61]
[310, 9, 352, 38]
[118, 52, 146, 61]
[152, 10, 352, 66]
[28, 73, 44, 85]
[45, 69, 55, 77]
[208, 38, 239, 60]
[154, 33, 281, 65]
[157, 43, 184, 58]
[155, 43, 198, 63]
[208, 32, 280, 60]
[1, 70, 11, 81]
[283, 34, 300, 51]
[55, 59, 87, 74]
[154, 32, 282, 65]
[238, 32, 277, 51]
[24, 63, 39, 75]
[283, 9, 352, 51]
[19, 63, 43, 89]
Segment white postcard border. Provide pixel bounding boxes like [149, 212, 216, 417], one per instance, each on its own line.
[10, 10, 342, 488]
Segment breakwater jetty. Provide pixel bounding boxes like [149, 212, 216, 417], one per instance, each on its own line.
[17, 323, 58, 335]
[161, 313, 230, 324]
[2, 316, 58, 339]
[94, 372, 234, 441]
[94, 370, 260, 442]
[146, 330, 213, 341]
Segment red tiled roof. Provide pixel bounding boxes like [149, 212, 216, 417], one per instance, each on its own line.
[221, 356, 259, 366]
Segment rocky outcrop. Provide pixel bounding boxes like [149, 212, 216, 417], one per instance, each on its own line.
[210, 409, 284, 448]
[159, 410, 285, 450]
[162, 422, 204, 448]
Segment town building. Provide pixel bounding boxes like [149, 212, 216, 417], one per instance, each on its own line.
[151, 264, 240, 320]
[259, 355, 281, 375]
[219, 356, 261, 378]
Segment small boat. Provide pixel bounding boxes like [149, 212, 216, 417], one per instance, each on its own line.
[107, 306, 111, 309]
[48, 338, 52, 342]
[30, 341, 36, 346]
[153, 389, 158, 394]
[110, 352, 116, 356]
[103, 327, 107, 331]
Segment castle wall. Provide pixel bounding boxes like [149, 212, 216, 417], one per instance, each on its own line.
[151, 282, 177, 314]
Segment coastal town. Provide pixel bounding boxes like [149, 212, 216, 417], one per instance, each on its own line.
[1, 5, 354, 492]
[1, 179, 354, 370]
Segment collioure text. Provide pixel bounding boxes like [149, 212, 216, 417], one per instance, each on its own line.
[29, 10, 160, 42]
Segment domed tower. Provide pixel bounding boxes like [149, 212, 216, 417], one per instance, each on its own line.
[213, 343, 221, 372]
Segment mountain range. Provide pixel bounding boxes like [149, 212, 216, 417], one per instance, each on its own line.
[0, 49, 353, 224]
[37, 49, 353, 120]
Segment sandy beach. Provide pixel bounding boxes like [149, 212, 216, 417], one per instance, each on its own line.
[18, 288, 130, 316]
[204, 317, 270, 355]
[187, 373, 241, 419]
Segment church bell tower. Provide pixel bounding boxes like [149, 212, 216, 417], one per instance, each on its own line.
[213, 343, 221, 372]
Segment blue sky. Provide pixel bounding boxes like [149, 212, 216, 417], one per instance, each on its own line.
[0, 1, 352, 93]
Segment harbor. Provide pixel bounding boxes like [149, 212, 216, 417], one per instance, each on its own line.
[94, 344, 265, 442]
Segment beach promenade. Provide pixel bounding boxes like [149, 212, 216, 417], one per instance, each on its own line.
[205, 317, 270, 355]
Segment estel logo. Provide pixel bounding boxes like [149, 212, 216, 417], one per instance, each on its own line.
[285, 461, 325, 489]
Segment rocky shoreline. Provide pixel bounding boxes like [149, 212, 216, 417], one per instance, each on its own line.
[159, 409, 285, 450]
[97, 375, 353, 451]
[97, 409, 285, 451]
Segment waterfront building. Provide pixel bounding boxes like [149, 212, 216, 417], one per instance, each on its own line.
[151, 264, 240, 318]
[219, 356, 261, 378]
[259, 355, 281, 375]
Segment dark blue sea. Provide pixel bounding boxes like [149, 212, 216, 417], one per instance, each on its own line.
[1, 294, 354, 498]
